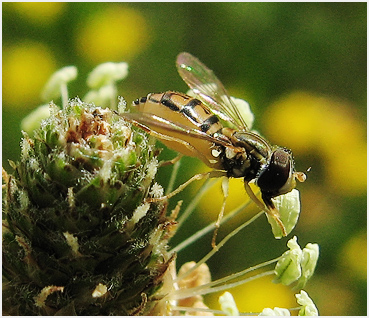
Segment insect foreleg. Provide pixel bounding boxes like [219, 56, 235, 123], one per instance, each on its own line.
[244, 182, 266, 211]
[244, 182, 287, 236]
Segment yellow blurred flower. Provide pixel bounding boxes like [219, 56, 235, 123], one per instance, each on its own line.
[339, 231, 367, 280]
[7, 2, 65, 25]
[233, 276, 296, 313]
[325, 143, 366, 195]
[3, 42, 56, 109]
[192, 162, 256, 223]
[206, 274, 296, 314]
[75, 6, 150, 64]
[262, 92, 323, 153]
[263, 91, 366, 195]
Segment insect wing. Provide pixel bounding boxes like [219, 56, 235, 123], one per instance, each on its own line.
[122, 112, 233, 148]
[176, 52, 248, 131]
[122, 112, 238, 168]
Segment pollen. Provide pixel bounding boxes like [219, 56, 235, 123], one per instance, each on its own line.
[150, 182, 164, 198]
[176, 262, 212, 313]
[132, 203, 150, 224]
[18, 190, 30, 210]
[34, 286, 65, 308]
[92, 283, 108, 298]
[146, 158, 159, 181]
[63, 232, 81, 256]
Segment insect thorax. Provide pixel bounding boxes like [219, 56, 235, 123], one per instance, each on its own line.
[219, 130, 271, 181]
[219, 145, 261, 181]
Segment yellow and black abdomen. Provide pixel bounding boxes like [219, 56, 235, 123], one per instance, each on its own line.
[134, 91, 222, 134]
[132, 91, 225, 169]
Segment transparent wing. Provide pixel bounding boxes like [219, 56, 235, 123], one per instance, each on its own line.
[176, 52, 249, 131]
[121, 112, 240, 167]
[122, 112, 234, 148]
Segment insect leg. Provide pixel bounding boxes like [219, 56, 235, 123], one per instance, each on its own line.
[159, 154, 183, 167]
[211, 177, 229, 249]
[147, 170, 227, 203]
[147, 171, 210, 203]
[244, 182, 287, 236]
[261, 195, 287, 237]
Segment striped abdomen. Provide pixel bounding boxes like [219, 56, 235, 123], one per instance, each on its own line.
[133, 91, 223, 136]
[132, 91, 226, 168]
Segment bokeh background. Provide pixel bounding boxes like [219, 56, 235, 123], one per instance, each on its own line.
[2, 2, 366, 315]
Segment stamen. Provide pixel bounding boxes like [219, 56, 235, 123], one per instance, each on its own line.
[174, 211, 264, 283]
[165, 158, 181, 195]
[170, 193, 256, 253]
[171, 270, 275, 300]
[176, 178, 218, 230]
[244, 182, 287, 236]
[170, 305, 225, 315]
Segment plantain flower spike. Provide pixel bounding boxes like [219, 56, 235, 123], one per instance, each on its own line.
[2, 64, 176, 315]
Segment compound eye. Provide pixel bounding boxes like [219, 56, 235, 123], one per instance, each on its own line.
[257, 148, 292, 197]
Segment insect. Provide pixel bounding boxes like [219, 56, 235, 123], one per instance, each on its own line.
[122, 52, 306, 244]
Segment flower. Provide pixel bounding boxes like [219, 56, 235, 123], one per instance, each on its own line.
[84, 62, 129, 108]
[274, 237, 319, 288]
[259, 307, 291, 316]
[219, 292, 239, 316]
[267, 189, 301, 239]
[296, 290, 319, 316]
[297, 243, 320, 289]
[3, 77, 172, 315]
[86, 62, 129, 89]
[258, 290, 319, 316]
[274, 236, 303, 285]
[21, 104, 51, 134]
[231, 96, 254, 128]
[41, 65, 77, 102]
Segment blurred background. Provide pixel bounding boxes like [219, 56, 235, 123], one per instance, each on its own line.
[2, 3, 366, 315]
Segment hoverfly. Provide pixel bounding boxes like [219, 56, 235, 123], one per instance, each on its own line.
[122, 52, 306, 242]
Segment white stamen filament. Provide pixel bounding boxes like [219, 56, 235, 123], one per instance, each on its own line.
[170, 189, 260, 254]
[170, 305, 225, 315]
[174, 211, 265, 283]
[61, 83, 69, 109]
[165, 159, 181, 195]
[170, 269, 275, 301]
[176, 178, 218, 230]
